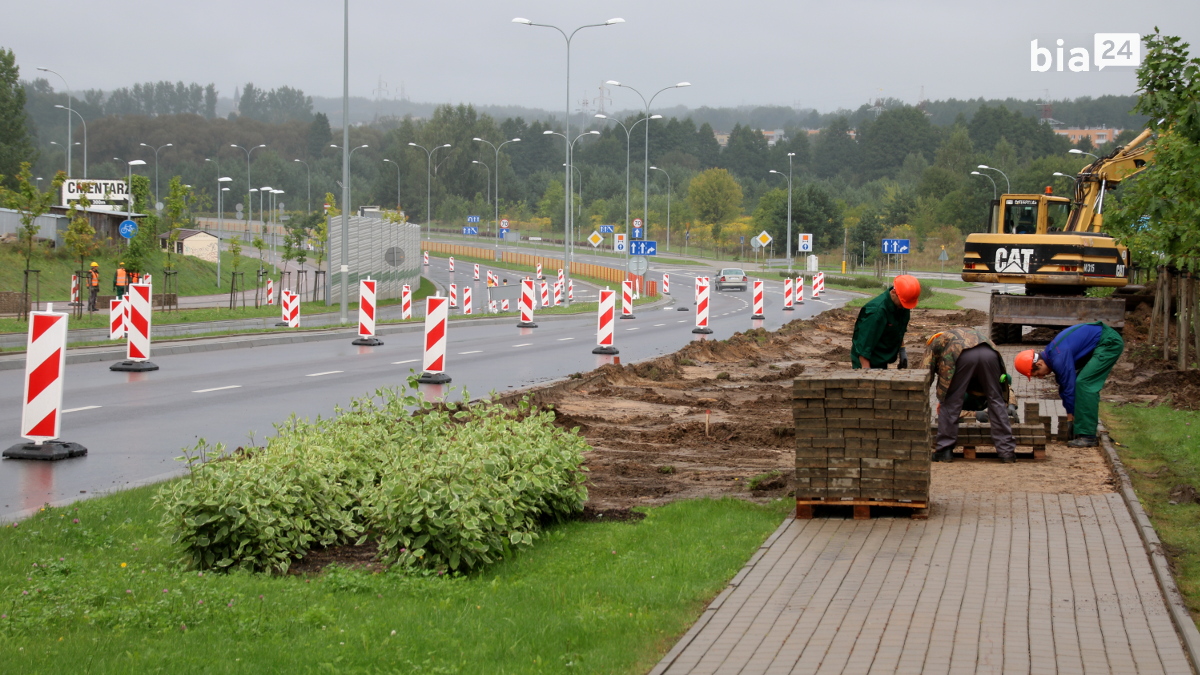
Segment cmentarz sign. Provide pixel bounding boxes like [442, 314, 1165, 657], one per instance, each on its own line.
[61, 179, 130, 207]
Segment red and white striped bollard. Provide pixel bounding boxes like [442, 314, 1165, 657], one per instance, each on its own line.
[70, 274, 79, 305]
[592, 288, 618, 355]
[3, 308, 87, 460]
[662, 273, 670, 295]
[751, 279, 765, 319]
[783, 278, 795, 311]
[448, 256, 455, 273]
[796, 276, 805, 304]
[401, 284, 412, 320]
[553, 281, 562, 306]
[109, 300, 124, 340]
[813, 272, 822, 299]
[568, 279, 574, 301]
[621, 279, 635, 319]
[417, 296, 451, 384]
[423, 251, 429, 266]
[463, 285, 473, 315]
[473, 263, 480, 281]
[111, 283, 158, 371]
[540, 280, 550, 308]
[353, 279, 382, 345]
[266, 278, 274, 306]
[287, 290, 300, 327]
[536, 262, 543, 279]
[692, 278, 713, 334]
[448, 283, 458, 308]
[517, 278, 537, 328]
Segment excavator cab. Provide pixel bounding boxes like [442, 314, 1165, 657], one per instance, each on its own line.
[986, 194, 1073, 235]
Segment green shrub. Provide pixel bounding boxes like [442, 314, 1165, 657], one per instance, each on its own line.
[156, 384, 588, 574]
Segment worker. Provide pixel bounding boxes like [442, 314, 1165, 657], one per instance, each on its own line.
[923, 328, 1017, 463]
[87, 262, 100, 312]
[113, 262, 129, 299]
[1014, 322, 1124, 448]
[850, 274, 921, 369]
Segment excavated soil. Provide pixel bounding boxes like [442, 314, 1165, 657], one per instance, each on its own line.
[1105, 302, 1200, 410]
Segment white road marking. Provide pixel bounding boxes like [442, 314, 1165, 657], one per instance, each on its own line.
[626, 327, 639, 331]
[557, 337, 574, 341]
[193, 385, 241, 394]
[512, 343, 532, 347]
[306, 370, 343, 377]
[678, 320, 687, 323]
[654, 323, 666, 326]
[62, 405, 101, 414]
[393, 359, 419, 365]
[459, 350, 483, 355]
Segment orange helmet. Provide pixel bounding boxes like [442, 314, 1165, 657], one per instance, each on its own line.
[893, 274, 920, 309]
[1014, 349, 1037, 378]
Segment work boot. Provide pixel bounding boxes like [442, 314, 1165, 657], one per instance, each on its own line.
[999, 455, 1016, 464]
[1067, 435, 1098, 448]
[931, 449, 954, 463]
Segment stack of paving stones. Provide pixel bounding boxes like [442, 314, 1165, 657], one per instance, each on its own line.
[926, 401, 1050, 459]
[793, 370, 931, 504]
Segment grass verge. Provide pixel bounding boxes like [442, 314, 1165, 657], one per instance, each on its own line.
[1103, 403, 1200, 623]
[843, 290, 965, 311]
[0, 490, 789, 673]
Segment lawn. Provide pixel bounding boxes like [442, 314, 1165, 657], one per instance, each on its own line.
[843, 290, 964, 311]
[1103, 403, 1200, 623]
[0, 489, 789, 673]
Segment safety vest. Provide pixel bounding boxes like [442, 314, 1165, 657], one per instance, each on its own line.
[89, 270, 99, 287]
[131, 272, 140, 284]
[116, 269, 128, 287]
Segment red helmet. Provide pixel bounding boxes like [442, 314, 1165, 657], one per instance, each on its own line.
[893, 275, 920, 309]
[1014, 350, 1037, 378]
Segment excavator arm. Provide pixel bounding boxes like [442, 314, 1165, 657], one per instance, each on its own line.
[1067, 128, 1155, 232]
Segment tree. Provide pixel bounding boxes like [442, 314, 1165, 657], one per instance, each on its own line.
[307, 113, 332, 158]
[1, 164, 65, 312]
[162, 177, 191, 271]
[812, 117, 858, 179]
[0, 48, 35, 188]
[63, 189, 97, 317]
[688, 168, 743, 252]
[537, 180, 565, 231]
[124, 174, 159, 275]
[856, 106, 939, 181]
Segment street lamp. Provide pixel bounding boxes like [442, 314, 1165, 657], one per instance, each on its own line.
[293, 159, 312, 213]
[544, 129, 599, 281]
[513, 15, 624, 303]
[595, 113, 659, 247]
[38, 67, 72, 183]
[1068, 148, 1100, 160]
[272, 190, 285, 253]
[330, 144, 368, 214]
[231, 144, 267, 226]
[139, 143, 173, 205]
[382, 159, 402, 211]
[970, 171, 998, 200]
[472, 137, 520, 245]
[471, 160, 491, 205]
[54, 105, 86, 178]
[769, 169, 793, 272]
[649, 166, 672, 252]
[976, 164, 1010, 194]
[408, 142, 451, 242]
[125, 160, 146, 245]
[216, 176, 233, 286]
[605, 80, 690, 244]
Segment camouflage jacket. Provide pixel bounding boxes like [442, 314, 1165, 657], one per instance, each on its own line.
[921, 327, 1007, 403]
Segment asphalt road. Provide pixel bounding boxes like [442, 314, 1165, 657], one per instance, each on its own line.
[0, 260, 857, 521]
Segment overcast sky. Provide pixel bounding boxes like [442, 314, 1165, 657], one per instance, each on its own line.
[6, 0, 1199, 112]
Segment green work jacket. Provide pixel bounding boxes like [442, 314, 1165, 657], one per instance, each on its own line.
[850, 290, 910, 369]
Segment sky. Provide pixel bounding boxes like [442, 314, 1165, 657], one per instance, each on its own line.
[6, 0, 1199, 113]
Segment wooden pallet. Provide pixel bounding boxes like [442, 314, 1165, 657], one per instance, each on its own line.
[796, 498, 930, 520]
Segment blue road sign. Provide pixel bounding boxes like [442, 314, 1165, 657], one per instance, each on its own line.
[632, 227, 643, 239]
[119, 219, 138, 239]
[629, 240, 658, 256]
[498, 230, 507, 239]
[466, 215, 481, 223]
[882, 238, 911, 254]
[463, 226, 479, 235]
[740, 236, 745, 244]
[599, 225, 614, 234]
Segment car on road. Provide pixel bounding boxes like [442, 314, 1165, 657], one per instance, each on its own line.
[714, 268, 748, 291]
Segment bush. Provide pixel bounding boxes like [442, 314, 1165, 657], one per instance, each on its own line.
[156, 384, 588, 574]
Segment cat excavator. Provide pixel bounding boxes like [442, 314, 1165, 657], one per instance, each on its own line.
[961, 128, 1154, 342]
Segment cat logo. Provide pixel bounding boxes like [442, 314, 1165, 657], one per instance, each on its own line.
[994, 248, 1034, 273]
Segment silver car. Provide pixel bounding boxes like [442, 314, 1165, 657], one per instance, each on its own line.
[714, 268, 748, 291]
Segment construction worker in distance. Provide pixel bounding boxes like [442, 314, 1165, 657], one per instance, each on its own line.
[113, 262, 129, 299]
[850, 274, 921, 369]
[1014, 321, 1124, 448]
[923, 328, 1018, 463]
[87, 262, 100, 312]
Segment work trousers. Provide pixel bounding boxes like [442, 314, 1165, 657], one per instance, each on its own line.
[87, 286, 98, 312]
[115, 285, 126, 299]
[934, 344, 1016, 457]
[1072, 325, 1124, 437]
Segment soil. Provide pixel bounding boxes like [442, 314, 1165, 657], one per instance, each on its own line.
[1105, 302, 1200, 410]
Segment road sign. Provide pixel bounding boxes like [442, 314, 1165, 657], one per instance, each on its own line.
[755, 231, 773, 248]
[599, 224, 614, 234]
[882, 238, 911, 254]
[632, 227, 643, 239]
[467, 215, 481, 223]
[119, 220, 138, 239]
[628, 256, 649, 276]
[463, 226, 479, 235]
[938, 247, 949, 262]
[629, 240, 658, 256]
[632, 218, 643, 228]
[798, 233, 813, 252]
[751, 237, 762, 249]
[740, 236, 745, 244]
[588, 231, 604, 247]
[614, 233, 627, 253]
[500, 218, 510, 229]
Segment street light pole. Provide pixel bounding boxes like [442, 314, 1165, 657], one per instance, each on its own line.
[54, 105, 86, 178]
[543, 129, 599, 299]
[513, 15, 624, 304]
[125, 160, 146, 248]
[595, 113, 658, 252]
[408, 142, 451, 243]
[231, 144, 266, 229]
[472, 137, 521, 248]
[976, 164, 1010, 194]
[293, 159, 312, 213]
[471, 160, 491, 213]
[216, 176, 233, 287]
[38, 67, 71, 184]
[650, 166, 672, 251]
[768, 168, 792, 272]
[139, 143, 174, 205]
[330, 144, 368, 215]
[970, 171, 998, 200]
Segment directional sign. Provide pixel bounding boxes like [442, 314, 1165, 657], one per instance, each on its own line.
[755, 231, 773, 248]
[500, 218, 510, 229]
[587, 231, 604, 248]
[632, 227, 643, 239]
[463, 226, 479, 235]
[119, 220, 139, 239]
[466, 215, 481, 223]
[614, 233, 627, 253]
[599, 224, 614, 234]
[628, 256, 649, 276]
[798, 233, 813, 252]
[629, 240, 658, 256]
[632, 218, 643, 228]
[740, 236, 745, 244]
[882, 238, 911, 254]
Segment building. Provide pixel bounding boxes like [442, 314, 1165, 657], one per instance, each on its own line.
[1054, 127, 1122, 146]
[45, 205, 146, 243]
[159, 229, 219, 263]
[0, 208, 68, 247]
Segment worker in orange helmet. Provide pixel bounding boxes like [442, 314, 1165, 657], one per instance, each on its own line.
[1014, 321, 1124, 447]
[850, 274, 921, 369]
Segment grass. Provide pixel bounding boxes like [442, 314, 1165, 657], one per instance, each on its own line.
[843, 290, 965, 311]
[0, 488, 790, 673]
[1102, 403, 1200, 623]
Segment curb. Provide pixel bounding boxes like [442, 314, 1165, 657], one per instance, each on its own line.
[1100, 428, 1200, 674]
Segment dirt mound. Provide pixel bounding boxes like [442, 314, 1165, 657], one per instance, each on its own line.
[940, 309, 988, 326]
[759, 362, 805, 382]
[1132, 370, 1200, 410]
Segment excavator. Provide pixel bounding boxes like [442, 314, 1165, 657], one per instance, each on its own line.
[961, 128, 1154, 343]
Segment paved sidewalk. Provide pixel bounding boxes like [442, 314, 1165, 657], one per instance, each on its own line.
[651, 492, 1191, 674]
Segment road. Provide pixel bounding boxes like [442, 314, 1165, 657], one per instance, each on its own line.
[0, 257, 859, 521]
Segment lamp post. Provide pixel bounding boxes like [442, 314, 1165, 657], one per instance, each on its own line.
[139, 143, 173, 205]
[649, 166, 672, 252]
[38, 67, 72, 184]
[382, 158, 402, 211]
[605, 80, 690, 244]
[331, 144, 368, 215]
[513, 15, 624, 304]
[125, 160, 146, 247]
[472, 137, 520, 246]
[544, 129, 599, 283]
[216, 176, 232, 286]
[1052, 171, 1080, 192]
[1068, 148, 1100, 160]
[54, 105, 86, 178]
[970, 171, 997, 200]
[976, 164, 1010, 194]
[231, 144, 266, 227]
[471, 160, 491, 213]
[768, 168, 792, 272]
[595, 113, 659, 246]
[408, 142, 451, 242]
[271, 189, 285, 253]
[293, 159, 312, 213]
